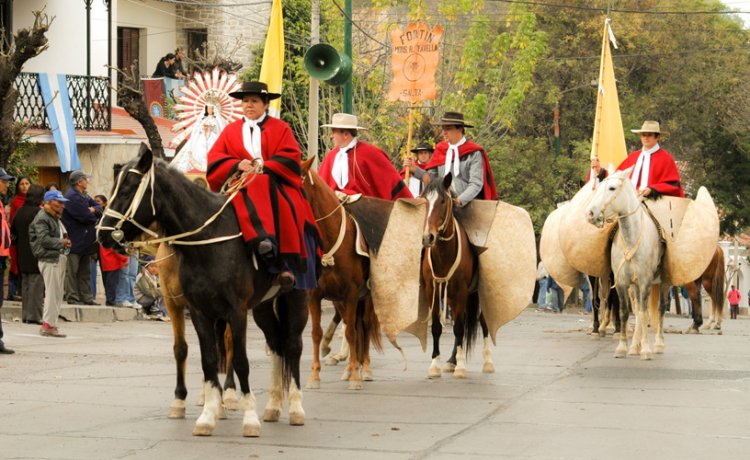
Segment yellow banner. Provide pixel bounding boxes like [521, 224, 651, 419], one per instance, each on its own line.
[590, 18, 626, 171]
[260, 0, 284, 117]
[388, 22, 443, 103]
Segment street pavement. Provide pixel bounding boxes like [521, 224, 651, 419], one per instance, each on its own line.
[1, 306, 748, 459]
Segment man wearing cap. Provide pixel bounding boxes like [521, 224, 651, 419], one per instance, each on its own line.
[0, 167, 15, 353]
[29, 190, 73, 338]
[616, 120, 684, 198]
[401, 142, 433, 197]
[207, 81, 320, 291]
[319, 113, 412, 200]
[62, 170, 103, 305]
[413, 112, 497, 206]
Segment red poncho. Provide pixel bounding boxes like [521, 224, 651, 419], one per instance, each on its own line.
[617, 148, 684, 198]
[319, 141, 412, 200]
[100, 245, 128, 272]
[424, 140, 498, 200]
[207, 117, 320, 270]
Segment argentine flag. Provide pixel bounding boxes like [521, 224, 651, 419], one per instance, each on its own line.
[38, 73, 81, 172]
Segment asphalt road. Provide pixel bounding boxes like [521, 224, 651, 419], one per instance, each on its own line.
[1, 307, 748, 459]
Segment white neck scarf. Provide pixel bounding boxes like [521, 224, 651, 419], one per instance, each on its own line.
[242, 113, 267, 160]
[331, 138, 358, 189]
[630, 143, 660, 190]
[444, 137, 466, 177]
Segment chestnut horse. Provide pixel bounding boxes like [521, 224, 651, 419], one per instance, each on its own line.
[300, 158, 382, 390]
[421, 173, 490, 378]
[98, 147, 308, 437]
[685, 245, 725, 332]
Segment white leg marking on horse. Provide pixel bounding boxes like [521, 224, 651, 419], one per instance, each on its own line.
[264, 354, 283, 422]
[428, 355, 442, 378]
[482, 336, 495, 374]
[638, 310, 653, 360]
[288, 381, 305, 426]
[193, 381, 220, 436]
[240, 391, 261, 437]
[454, 345, 467, 379]
[196, 385, 205, 406]
[168, 398, 186, 419]
[223, 387, 239, 411]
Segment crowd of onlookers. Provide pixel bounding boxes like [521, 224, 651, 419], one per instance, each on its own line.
[0, 169, 165, 352]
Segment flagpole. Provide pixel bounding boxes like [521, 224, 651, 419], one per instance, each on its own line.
[404, 103, 415, 180]
[308, 0, 321, 169]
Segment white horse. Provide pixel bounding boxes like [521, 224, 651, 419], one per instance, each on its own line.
[586, 169, 668, 360]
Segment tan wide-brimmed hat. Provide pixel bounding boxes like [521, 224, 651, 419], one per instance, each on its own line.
[321, 113, 368, 130]
[631, 120, 668, 135]
[432, 111, 474, 128]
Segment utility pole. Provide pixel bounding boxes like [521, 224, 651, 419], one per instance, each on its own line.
[343, 0, 352, 114]
[308, 0, 320, 168]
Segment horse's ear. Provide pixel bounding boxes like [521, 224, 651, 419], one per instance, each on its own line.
[618, 166, 634, 180]
[301, 157, 315, 176]
[136, 143, 154, 173]
[442, 172, 453, 190]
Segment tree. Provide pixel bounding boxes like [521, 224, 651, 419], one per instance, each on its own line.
[0, 8, 52, 168]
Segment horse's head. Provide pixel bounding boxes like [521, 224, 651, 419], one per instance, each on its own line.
[586, 167, 636, 227]
[97, 144, 159, 251]
[422, 173, 455, 248]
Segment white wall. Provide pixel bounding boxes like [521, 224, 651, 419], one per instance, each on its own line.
[118, 0, 177, 77]
[13, 0, 109, 77]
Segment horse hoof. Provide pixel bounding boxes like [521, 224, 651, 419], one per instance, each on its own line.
[324, 356, 339, 366]
[598, 330, 607, 338]
[168, 400, 186, 419]
[453, 368, 468, 379]
[243, 422, 261, 437]
[348, 380, 363, 390]
[321, 345, 332, 357]
[627, 345, 640, 356]
[427, 367, 441, 379]
[340, 369, 352, 381]
[192, 423, 214, 436]
[263, 408, 281, 422]
[223, 389, 239, 411]
[653, 344, 664, 354]
[614, 347, 627, 358]
[305, 378, 321, 390]
[686, 327, 700, 335]
[289, 411, 305, 426]
[362, 370, 373, 381]
[482, 362, 495, 374]
[640, 351, 653, 361]
[443, 362, 456, 373]
[590, 333, 600, 340]
[217, 404, 227, 420]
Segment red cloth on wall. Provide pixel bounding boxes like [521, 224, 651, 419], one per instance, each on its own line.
[424, 140, 498, 200]
[617, 148, 684, 198]
[207, 117, 319, 270]
[318, 141, 412, 200]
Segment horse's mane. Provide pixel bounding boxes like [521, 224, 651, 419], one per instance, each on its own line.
[422, 175, 457, 198]
[147, 158, 227, 207]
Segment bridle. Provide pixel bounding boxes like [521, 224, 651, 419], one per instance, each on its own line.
[592, 177, 642, 228]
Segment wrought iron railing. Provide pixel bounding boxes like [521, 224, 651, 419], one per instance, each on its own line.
[13, 72, 112, 131]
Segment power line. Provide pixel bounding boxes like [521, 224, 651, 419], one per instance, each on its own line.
[488, 0, 750, 15]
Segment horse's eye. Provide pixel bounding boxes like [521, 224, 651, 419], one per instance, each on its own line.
[608, 186, 615, 191]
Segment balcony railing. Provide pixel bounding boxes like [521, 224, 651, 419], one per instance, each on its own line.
[13, 72, 112, 131]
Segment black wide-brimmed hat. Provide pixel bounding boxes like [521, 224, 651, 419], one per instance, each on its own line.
[432, 111, 474, 128]
[228, 81, 281, 100]
[410, 142, 434, 154]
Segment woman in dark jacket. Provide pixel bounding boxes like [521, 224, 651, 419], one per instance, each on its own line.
[11, 184, 45, 323]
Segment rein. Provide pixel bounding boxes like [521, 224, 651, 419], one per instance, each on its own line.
[427, 217, 462, 326]
[97, 162, 261, 250]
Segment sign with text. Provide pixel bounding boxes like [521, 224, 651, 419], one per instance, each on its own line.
[388, 22, 443, 103]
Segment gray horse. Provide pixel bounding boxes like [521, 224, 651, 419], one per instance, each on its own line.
[586, 169, 668, 360]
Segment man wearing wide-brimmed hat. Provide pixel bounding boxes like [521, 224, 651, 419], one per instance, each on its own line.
[616, 120, 684, 198]
[207, 81, 321, 291]
[401, 141, 433, 197]
[413, 111, 497, 206]
[318, 113, 412, 200]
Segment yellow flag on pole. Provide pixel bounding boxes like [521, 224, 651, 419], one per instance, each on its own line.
[260, 0, 284, 117]
[590, 18, 626, 172]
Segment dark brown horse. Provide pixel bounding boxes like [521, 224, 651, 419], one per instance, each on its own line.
[300, 158, 382, 390]
[686, 245, 725, 333]
[421, 174, 487, 378]
[98, 147, 308, 437]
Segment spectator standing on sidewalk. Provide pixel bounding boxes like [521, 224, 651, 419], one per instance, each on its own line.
[536, 261, 549, 310]
[11, 184, 45, 324]
[29, 190, 71, 338]
[728, 285, 741, 320]
[61, 171, 102, 305]
[8, 175, 31, 302]
[0, 167, 15, 354]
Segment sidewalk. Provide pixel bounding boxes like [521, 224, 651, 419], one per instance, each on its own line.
[1, 299, 139, 323]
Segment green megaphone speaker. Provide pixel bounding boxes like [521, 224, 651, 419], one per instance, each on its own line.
[303, 43, 352, 86]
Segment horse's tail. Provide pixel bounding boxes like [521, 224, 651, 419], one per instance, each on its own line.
[711, 247, 726, 314]
[464, 290, 481, 356]
[365, 295, 383, 354]
[353, 295, 382, 366]
[214, 320, 231, 374]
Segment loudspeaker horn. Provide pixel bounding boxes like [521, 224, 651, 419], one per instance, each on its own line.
[303, 43, 352, 86]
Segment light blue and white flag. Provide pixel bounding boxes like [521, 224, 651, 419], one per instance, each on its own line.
[38, 73, 80, 172]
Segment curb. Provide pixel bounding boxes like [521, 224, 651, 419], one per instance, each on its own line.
[1, 300, 139, 323]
